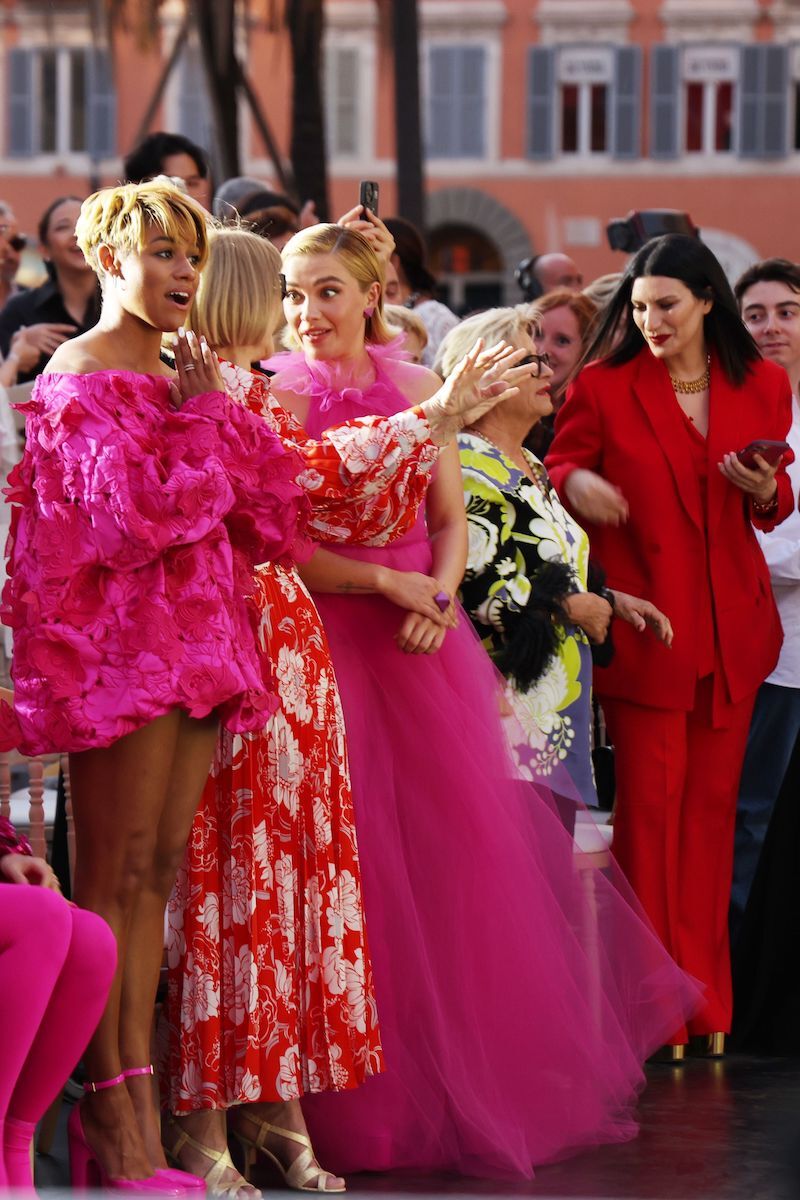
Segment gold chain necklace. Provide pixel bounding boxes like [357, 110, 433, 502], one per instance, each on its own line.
[669, 357, 710, 394]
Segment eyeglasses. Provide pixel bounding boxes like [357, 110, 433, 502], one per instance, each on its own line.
[518, 352, 551, 375]
[0, 226, 26, 252]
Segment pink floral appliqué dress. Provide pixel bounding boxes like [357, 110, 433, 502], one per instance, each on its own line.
[162, 362, 438, 1111]
[1, 370, 309, 754]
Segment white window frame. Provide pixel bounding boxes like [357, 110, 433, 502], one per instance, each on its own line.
[2, 38, 114, 172]
[420, 1, 503, 169]
[322, 36, 376, 168]
[681, 44, 738, 155]
[557, 46, 613, 156]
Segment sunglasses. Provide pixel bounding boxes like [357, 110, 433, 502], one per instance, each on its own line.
[518, 352, 551, 375]
[0, 227, 27, 252]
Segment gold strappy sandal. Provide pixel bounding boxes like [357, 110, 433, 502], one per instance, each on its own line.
[232, 1119, 346, 1193]
[164, 1119, 254, 1198]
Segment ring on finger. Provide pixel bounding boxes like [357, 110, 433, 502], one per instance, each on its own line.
[184, 364, 197, 371]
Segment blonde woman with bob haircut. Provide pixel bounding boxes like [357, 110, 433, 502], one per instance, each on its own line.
[0, 180, 318, 1193]
[159, 223, 528, 1196]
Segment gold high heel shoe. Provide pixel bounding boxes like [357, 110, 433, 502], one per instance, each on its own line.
[232, 1118, 346, 1193]
[163, 1117, 251, 1198]
[649, 1043, 686, 1064]
[705, 1032, 726, 1058]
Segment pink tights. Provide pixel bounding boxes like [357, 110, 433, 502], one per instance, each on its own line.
[0, 883, 116, 1189]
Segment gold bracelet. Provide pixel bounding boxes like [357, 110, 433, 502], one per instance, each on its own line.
[752, 490, 779, 516]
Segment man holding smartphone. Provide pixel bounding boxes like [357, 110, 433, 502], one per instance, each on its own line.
[730, 258, 800, 943]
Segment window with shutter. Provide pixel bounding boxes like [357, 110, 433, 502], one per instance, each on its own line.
[650, 45, 680, 159]
[7, 44, 117, 159]
[177, 45, 213, 152]
[679, 45, 739, 156]
[426, 45, 486, 159]
[612, 46, 641, 159]
[527, 46, 555, 160]
[325, 45, 360, 158]
[86, 49, 116, 160]
[739, 44, 788, 160]
[7, 48, 36, 157]
[545, 46, 616, 157]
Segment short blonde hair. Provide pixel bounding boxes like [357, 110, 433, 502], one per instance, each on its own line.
[384, 304, 428, 349]
[280, 223, 394, 347]
[76, 178, 209, 274]
[188, 225, 282, 350]
[435, 307, 531, 377]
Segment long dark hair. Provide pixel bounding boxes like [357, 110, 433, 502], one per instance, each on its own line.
[581, 234, 761, 387]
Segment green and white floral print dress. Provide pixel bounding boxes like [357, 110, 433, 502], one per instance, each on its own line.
[458, 431, 596, 805]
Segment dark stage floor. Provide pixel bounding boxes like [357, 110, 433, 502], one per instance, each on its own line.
[32, 1055, 800, 1199]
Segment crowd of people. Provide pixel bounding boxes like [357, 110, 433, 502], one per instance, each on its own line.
[0, 128, 797, 1195]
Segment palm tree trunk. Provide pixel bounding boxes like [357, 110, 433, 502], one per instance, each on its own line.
[192, 0, 241, 179]
[391, 0, 425, 229]
[286, 0, 329, 219]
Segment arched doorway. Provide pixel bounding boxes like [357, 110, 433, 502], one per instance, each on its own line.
[425, 188, 534, 313]
[428, 224, 504, 315]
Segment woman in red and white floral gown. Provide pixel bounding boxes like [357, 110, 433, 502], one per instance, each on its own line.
[159, 225, 521, 1197]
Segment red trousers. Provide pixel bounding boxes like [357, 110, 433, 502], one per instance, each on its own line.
[602, 677, 755, 1040]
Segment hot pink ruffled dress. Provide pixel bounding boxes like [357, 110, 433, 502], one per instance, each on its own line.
[1, 370, 309, 755]
[267, 344, 702, 1181]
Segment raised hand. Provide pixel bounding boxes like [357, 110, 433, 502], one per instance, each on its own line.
[420, 340, 535, 445]
[172, 327, 224, 408]
[337, 206, 395, 266]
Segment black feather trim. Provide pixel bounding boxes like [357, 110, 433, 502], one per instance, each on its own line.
[494, 560, 576, 692]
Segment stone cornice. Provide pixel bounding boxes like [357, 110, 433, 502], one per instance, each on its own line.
[534, 0, 633, 44]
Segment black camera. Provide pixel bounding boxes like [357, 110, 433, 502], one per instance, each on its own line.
[514, 256, 544, 303]
[606, 210, 700, 254]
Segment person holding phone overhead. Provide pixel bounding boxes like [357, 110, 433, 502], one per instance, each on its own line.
[546, 234, 794, 1060]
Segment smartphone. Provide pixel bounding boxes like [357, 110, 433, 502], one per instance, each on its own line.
[359, 180, 379, 218]
[737, 439, 790, 469]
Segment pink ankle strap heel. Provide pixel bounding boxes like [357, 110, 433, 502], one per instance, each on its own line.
[122, 1067, 206, 1193]
[67, 1103, 185, 1194]
[84, 1071, 126, 1093]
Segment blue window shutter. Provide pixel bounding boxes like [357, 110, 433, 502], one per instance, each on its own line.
[739, 44, 788, 159]
[612, 45, 642, 159]
[332, 47, 359, 156]
[650, 44, 680, 159]
[762, 45, 789, 157]
[178, 45, 213, 151]
[8, 48, 36, 157]
[458, 47, 485, 156]
[738, 44, 760, 155]
[428, 46, 457, 157]
[527, 45, 555, 160]
[86, 48, 116, 160]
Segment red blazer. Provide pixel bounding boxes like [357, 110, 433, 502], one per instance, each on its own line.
[546, 349, 794, 711]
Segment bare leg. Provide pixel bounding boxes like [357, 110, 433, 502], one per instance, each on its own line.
[70, 710, 218, 1181]
[163, 1110, 261, 1200]
[120, 711, 219, 1168]
[230, 1100, 345, 1192]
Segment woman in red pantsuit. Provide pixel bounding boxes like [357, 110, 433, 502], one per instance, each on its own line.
[547, 235, 794, 1054]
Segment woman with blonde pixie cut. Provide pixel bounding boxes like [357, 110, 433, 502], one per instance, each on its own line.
[0, 180, 315, 1193]
[160, 223, 528, 1196]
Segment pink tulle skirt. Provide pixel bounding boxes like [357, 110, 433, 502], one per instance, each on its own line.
[300, 527, 701, 1181]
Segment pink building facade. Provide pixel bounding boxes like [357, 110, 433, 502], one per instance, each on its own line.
[1, 0, 799, 303]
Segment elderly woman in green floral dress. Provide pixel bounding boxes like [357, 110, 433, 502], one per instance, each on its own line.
[436, 308, 672, 807]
